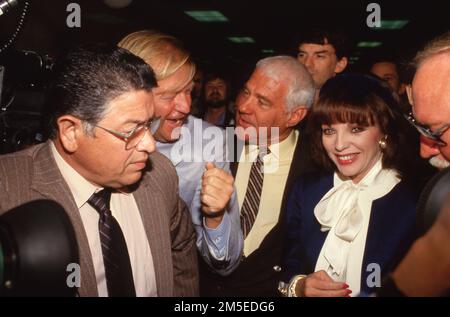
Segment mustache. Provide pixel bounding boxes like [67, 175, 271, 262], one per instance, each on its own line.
[429, 156, 450, 169]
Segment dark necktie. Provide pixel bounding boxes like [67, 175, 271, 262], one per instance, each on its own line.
[87, 189, 136, 297]
[240, 147, 270, 238]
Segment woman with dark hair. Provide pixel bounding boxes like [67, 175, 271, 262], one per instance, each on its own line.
[279, 74, 418, 297]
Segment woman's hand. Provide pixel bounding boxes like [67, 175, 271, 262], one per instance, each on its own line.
[296, 270, 352, 297]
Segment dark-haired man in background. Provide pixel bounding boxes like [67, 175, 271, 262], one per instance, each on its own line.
[295, 29, 350, 101]
[369, 57, 406, 98]
[197, 71, 235, 128]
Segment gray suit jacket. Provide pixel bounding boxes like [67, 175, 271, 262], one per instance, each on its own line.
[0, 141, 199, 296]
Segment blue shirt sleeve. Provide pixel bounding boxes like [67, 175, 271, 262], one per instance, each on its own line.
[193, 163, 243, 276]
[158, 117, 243, 276]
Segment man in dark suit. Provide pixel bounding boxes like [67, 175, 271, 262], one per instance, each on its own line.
[0, 46, 198, 296]
[200, 56, 316, 296]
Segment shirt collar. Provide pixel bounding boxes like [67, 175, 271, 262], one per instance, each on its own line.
[244, 129, 299, 161]
[50, 141, 101, 209]
[268, 129, 298, 160]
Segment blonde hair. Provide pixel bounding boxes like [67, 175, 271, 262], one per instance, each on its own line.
[118, 30, 195, 81]
[414, 31, 450, 68]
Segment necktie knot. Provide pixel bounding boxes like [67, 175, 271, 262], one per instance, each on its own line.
[255, 147, 270, 173]
[257, 146, 270, 161]
[88, 189, 112, 220]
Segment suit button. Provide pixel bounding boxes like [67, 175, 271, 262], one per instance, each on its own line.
[273, 265, 281, 272]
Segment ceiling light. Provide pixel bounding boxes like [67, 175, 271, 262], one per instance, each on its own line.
[185, 10, 228, 22]
[228, 37, 255, 43]
[378, 20, 409, 30]
[357, 41, 382, 48]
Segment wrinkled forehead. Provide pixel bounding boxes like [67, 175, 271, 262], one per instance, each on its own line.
[155, 63, 195, 94]
[103, 90, 154, 124]
[413, 53, 450, 121]
[249, 68, 284, 89]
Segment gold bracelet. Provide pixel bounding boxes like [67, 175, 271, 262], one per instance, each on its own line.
[278, 281, 289, 297]
[288, 274, 307, 297]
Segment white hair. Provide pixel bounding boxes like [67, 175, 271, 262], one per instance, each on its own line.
[256, 55, 315, 111]
[429, 156, 450, 170]
[414, 31, 450, 68]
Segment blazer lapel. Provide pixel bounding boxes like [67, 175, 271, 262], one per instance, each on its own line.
[133, 174, 173, 296]
[30, 141, 98, 296]
[280, 132, 304, 213]
[229, 134, 244, 177]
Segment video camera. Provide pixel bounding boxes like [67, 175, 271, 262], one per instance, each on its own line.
[0, 50, 53, 154]
[0, 200, 78, 296]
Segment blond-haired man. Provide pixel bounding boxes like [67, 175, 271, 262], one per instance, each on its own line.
[119, 31, 242, 275]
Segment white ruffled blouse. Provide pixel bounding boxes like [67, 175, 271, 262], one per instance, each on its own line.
[313, 159, 400, 296]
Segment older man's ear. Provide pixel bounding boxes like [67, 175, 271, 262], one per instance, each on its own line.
[56, 115, 84, 153]
[286, 107, 308, 128]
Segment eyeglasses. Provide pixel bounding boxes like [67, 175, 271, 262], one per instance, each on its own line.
[404, 111, 450, 146]
[94, 117, 160, 150]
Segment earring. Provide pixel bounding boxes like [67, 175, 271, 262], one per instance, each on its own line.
[379, 136, 388, 150]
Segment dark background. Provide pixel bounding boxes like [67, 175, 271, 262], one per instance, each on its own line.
[1, 0, 450, 77]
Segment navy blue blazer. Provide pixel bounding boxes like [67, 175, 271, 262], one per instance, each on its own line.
[281, 173, 418, 294]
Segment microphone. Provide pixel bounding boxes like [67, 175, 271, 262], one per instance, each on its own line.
[0, 0, 18, 16]
[0, 200, 79, 296]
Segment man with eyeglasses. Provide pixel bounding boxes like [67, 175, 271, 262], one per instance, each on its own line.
[405, 32, 450, 170]
[0, 46, 199, 296]
[376, 32, 450, 296]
